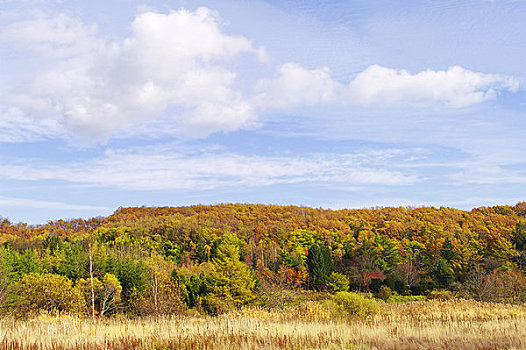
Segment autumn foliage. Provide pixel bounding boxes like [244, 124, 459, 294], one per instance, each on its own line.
[1, 202, 526, 315]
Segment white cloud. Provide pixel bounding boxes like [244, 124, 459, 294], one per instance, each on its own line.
[347, 65, 518, 107]
[253, 63, 518, 111]
[451, 164, 526, 184]
[0, 147, 419, 190]
[0, 195, 108, 211]
[255, 63, 344, 109]
[0, 7, 521, 143]
[6, 8, 261, 140]
[3, 12, 98, 58]
[0, 105, 64, 142]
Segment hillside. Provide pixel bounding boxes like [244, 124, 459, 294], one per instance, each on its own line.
[1, 202, 526, 316]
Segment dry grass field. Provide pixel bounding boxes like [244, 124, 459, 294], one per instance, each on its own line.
[1, 299, 525, 350]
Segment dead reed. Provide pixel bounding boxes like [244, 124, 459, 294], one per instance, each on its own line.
[0, 299, 525, 349]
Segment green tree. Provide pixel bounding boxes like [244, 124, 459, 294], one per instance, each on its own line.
[202, 234, 257, 314]
[512, 221, 526, 251]
[106, 255, 148, 305]
[174, 272, 213, 309]
[440, 237, 456, 262]
[56, 242, 88, 281]
[430, 258, 454, 289]
[374, 235, 400, 273]
[17, 249, 42, 277]
[306, 244, 333, 291]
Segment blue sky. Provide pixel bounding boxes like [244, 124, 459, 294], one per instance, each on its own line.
[1, 0, 526, 224]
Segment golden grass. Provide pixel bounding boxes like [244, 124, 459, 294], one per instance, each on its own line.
[1, 299, 525, 349]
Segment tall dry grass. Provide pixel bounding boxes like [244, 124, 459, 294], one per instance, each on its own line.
[0, 299, 525, 349]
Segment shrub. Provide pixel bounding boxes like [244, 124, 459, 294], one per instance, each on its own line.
[477, 269, 526, 303]
[375, 285, 393, 301]
[5, 273, 83, 316]
[331, 291, 379, 316]
[292, 300, 333, 322]
[426, 289, 455, 300]
[326, 272, 349, 293]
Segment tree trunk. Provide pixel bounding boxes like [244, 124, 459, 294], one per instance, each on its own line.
[89, 245, 95, 321]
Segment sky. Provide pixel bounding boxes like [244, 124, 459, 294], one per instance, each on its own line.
[1, 0, 526, 224]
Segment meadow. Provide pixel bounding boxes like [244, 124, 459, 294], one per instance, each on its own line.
[1, 299, 525, 350]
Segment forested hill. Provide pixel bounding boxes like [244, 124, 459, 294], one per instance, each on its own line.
[1, 202, 526, 315]
[3, 203, 526, 256]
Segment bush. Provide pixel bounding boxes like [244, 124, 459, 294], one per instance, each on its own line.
[375, 285, 393, 301]
[477, 269, 526, 303]
[326, 272, 349, 293]
[331, 291, 379, 316]
[5, 273, 83, 316]
[292, 300, 333, 322]
[426, 289, 455, 300]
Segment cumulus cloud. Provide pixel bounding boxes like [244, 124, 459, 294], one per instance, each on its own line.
[5, 8, 261, 140]
[253, 63, 518, 111]
[255, 63, 344, 109]
[347, 65, 519, 107]
[0, 7, 521, 143]
[0, 147, 419, 190]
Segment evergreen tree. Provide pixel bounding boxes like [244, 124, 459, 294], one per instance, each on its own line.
[430, 258, 454, 289]
[306, 244, 333, 291]
[440, 237, 456, 262]
[512, 221, 526, 251]
[203, 233, 257, 314]
[374, 235, 400, 273]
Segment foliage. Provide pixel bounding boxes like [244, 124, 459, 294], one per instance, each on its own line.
[325, 272, 349, 293]
[330, 291, 379, 316]
[375, 285, 393, 301]
[1, 202, 526, 316]
[306, 244, 333, 291]
[77, 273, 122, 316]
[5, 273, 83, 316]
[426, 289, 455, 300]
[477, 269, 526, 303]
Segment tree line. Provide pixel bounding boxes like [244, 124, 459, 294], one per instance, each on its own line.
[1, 202, 526, 316]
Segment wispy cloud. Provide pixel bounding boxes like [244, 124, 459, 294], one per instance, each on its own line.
[451, 164, 526, 184]
[0, 195, 108, 211]
[2, 12, 98, 58]
[0, 105, 64, 142]
[258, 63, 519, 109]
[0, 147, 420, 190]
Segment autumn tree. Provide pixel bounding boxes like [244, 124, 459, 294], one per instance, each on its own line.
[78, 273, 122, 317]
[201, 233, 257, 314]
[6, 273, 83, 316]
[135, 253, 184, 315]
